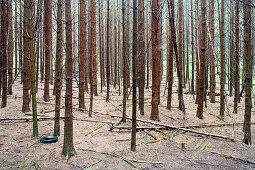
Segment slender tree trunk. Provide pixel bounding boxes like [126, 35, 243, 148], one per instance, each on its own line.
[7, 1, 13, 95]
[210, 0, 215, 103]
[243, 0, 252, 145]
[131, 0, 138, 152]
[100, 0, 105, 88]
[151, 0, 161, 121]
[1, 0, 8, 108]
[219, 0, 225, 118]
[126, 0, 130, 88]
[233, 0, 239, 114]
[178, 0, 183, 109]
[122, 0, 127, 122]
[146, 1, 150, 89]
[168, 0, 186, 116]
[89, 0, 97, 116]
[79, 0, 87, 110]
[19, 0, 23, 84]
[62, 0, 75, 158]
[114, 5, 117, 88]
[167, 1, 174, 110]
[106, 0, 110, 102]
[14, 0, 18, 77]
[185, 6, 189, 90]
[191, 0, 195, 95]
[28, 0, 39, 137]
[22, 0, 30, 112]
[54, 0, 63, 136]
[196, 0, 206, 119]
[195, 0, 199, 102]
[44, 0, 52, 102]
[138, 0, 145, 115]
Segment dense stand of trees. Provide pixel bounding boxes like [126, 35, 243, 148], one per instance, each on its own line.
[0, 0, 254, 157]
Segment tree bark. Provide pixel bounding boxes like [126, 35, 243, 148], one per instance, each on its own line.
[62, 0, 75, 158]
[79, 0, 87, 110]
[7, 1, 13, 95]
[43, 0, 52, 102]
[131, 0, 138, 152]
[233, 0, 239, 114]
[1, 0, 8, 108]
[196, 0, 206, 119]
[190, 0, 195, 95]
[151, 0, 161, 121]
[210, 0, 215, 103]
[22, 0, 30, 112]
[219, 0, 225, 118]
[106, 0, 110, 102]
[54, 0, 63, 136]
[243, 0, 252, 145]
[138, 0, 145, 115]
[178, 0, 183, 109]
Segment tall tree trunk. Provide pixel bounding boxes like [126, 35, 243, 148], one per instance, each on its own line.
[44, 0, 52, 102]
[210, 0, 215, 103]
[106, 0, 110, 102]
[28, 0, 39, 137]
[122, 0, 127, 122]
[126, 0, 131, 88]
[89, 0, 97, 116]
[243, 0, 252, 145]
[167, 0, 174, 110]
[138, 0, 145, 115]
[195, 0, 199, 102]
[185, 6, 189, 90]
[22, 0, 30, 112]
[131, 0, 138, 152]
[79, 0, 87, 110]
[191, 0, 195, 95]
[1, 0, 8, 108]
[62, 0, 75, 158]
[91, 0, 97, 96]
[54, 0, 63, 136]
[151, 0, 161, 121]
[219, 0, 225, 118]
[7, 1, 13, 95]
[114, 5, 117, 88]
[196, 0, 206, 119]
[14, 0, 18, 77]
[19, 0, 23, 84]
[178, 0, 183, 109]
[146, 1, 150, 89]
[233, 0, 239, 114]
[168, 0, 186, 116]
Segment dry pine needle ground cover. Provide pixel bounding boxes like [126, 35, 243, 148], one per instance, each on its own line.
[0, 79, 255, 169]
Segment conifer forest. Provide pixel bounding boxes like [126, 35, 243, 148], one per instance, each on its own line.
[1, 0, 255, 169]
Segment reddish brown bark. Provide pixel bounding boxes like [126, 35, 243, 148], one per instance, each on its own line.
[151, 0, 161, 121]
[196, 0, 206, 119]
[106, 0, 110, 102]
[62, 0, 75, 158]
[178, 0, 183, 109]
[44, 0, 52, 102]
[79, 0, 87, 110]
[210, 0, 215, 103]
[138, 0, 145, 115]
[7, 1, 13, 95]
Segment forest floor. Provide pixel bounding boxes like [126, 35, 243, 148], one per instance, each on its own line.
[0, 78, 255, 170]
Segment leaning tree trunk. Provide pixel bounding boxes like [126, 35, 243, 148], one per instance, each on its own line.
[44, 0, 52, 102]
[233, 0, 239, 114]
[54, 0, 63, 136]
[7, 1, 13, 95]
[62, 0, 75, 158]
[196, 0, 206, 119]
[79, 0, 87, 110]
[219, 0, 225, 118]
[243, 0, 252, 145]
[131, 0, 138, 152]
[150, 0, 161, 121]
[1, 0, 8, 108]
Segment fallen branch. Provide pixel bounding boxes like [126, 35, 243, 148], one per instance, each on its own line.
[82, 160, 102, 169]
[211, 151, 255, 165]
[93, 112, 234, 141]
